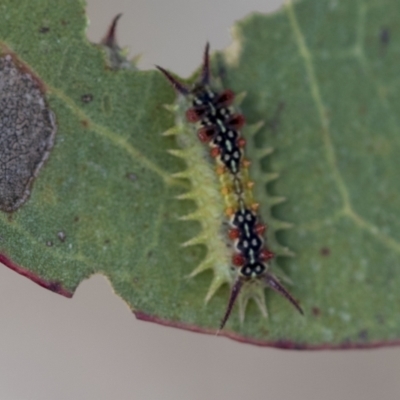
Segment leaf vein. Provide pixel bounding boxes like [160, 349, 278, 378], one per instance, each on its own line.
[49, 85, 179, 187]
[285, 0, 400, 255]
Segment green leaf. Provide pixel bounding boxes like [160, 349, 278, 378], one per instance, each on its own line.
[1, 0, 400, 348]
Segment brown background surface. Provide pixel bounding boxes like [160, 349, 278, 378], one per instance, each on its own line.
[0, 0, 399, 399]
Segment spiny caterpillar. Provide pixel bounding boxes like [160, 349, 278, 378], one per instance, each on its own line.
[157, 44, 303, 329]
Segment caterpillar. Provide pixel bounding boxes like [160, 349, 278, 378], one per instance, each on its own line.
[157, 43, 303, 329]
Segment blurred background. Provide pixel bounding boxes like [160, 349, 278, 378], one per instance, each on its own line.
[1, 0, 400, 399]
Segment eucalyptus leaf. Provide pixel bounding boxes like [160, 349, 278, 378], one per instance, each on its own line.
[0, 0, 399, 348]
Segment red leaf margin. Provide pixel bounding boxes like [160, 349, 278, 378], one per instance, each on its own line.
[0, 252, 73, 298]
[2, 251, 400, 349]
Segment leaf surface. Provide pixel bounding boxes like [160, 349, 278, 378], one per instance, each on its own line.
[1, 0, 399, 348]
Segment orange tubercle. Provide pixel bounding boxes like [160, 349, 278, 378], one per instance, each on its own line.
[228, 228, 240, 240]
[255, 223, 266, 235]
[229, 114, 245, 129]
[217, 89, 235, 106]
[242, 159, 251, 168]
[197, 127, 213, 143]
[237, 138, 246, 148]
[247, 181, 255, 189]
[221, 186, 230, 196]
[260, 249, 275, 262]
[225, 207, 235, 217]
[210, 147, 220, 158]
[186, 108, 201, 123]
[232, 253, 245, 266]
[215, 165, 225, 175]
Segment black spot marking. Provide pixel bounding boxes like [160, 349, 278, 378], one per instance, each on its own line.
[39, 26, 50, 34]
[240, 262, 265, 277]
[233, 209, 256, 229]
[237, 234, 262, 257]
[81, 93, 93, 103]
[0, 55, 56, 212]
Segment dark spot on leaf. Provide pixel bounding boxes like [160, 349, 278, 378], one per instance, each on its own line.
[104, 239, 110, 244]
[126, 172, 137, 181]
[46, 241, 53, 247]
[60, 20, 68, 26]
[0, 54, 56, 212]
[320, 247, 330, 256]
[81, 93, 93, 103]
[147, 251, 153, 258]
[57, 231, 66, 242]
[73, 216, 79, 223]
[312, 306, 321, 316]
[380, 28, 390, 45]
[81, 119, 89, 128]
[39, 26, 50, 34]
[358, 329, 368, 341]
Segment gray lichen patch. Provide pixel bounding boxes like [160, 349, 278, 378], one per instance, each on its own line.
[0, 54, 56, 212]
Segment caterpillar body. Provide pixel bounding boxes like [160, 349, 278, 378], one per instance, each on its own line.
[157, 44, 303, 329]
